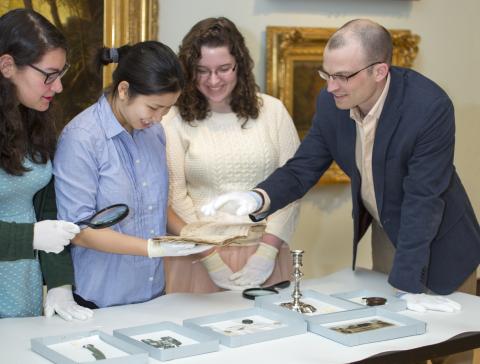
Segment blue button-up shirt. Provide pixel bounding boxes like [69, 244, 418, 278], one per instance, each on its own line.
[54, 95, 167, 308]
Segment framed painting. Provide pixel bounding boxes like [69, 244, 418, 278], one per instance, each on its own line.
[0, 0, 157, 126]
[266, 26, 420, 184]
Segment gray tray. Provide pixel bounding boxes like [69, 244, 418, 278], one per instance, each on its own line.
[331, 289, 407, 312]
[307, 307, 426, 346]
[31, 330, 148, 363]
[113, 321, 218, 361]
[255, 289, 364, 323]
[183, 307, 307, 347]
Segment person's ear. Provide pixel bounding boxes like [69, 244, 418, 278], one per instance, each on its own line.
[0, 54, 16, 79]
[374, 63, 389, 81]
[117, 81, 130, 101]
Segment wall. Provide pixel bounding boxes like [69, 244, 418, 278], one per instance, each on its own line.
[159, 0, 480, 279]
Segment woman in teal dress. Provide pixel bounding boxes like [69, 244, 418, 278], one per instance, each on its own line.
[0, 8, 92, 320]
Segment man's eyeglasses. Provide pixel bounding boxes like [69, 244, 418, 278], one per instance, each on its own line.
[318, 61, 383, 85]
[196, 64, 237, 79]
[28, 63, 70, 85]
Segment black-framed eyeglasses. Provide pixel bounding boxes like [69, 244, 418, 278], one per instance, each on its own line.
[196, 63, 237, 79]
[28, 63, 70, 85]
[318, 61, 383, 84]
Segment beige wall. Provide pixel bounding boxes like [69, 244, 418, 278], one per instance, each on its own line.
[159, 0, 480, 279]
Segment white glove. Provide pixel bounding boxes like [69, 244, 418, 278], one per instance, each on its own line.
[230, 243, 278, 286]
[201, 251, 244, 290]
[33, 220, 80, 253]
[201, 191, 262, 216]
[44, 285, 94, 321]
[147, 240, 212, 258]
[400, 293, 462, 313]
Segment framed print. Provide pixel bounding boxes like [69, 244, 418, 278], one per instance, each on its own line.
[307, 307, 426, 346]
[183, 307, 307, 348]
[31, 330, 148, 363]
[266, 26, 420, 184]
[332, 289, 407, 312]
[113, 321, 219, 361]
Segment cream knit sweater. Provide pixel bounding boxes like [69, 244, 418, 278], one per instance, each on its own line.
[163, 93, 300, 243]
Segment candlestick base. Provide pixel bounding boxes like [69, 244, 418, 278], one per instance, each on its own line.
[280, 301, 317, 314]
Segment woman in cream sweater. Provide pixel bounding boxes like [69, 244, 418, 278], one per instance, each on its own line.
[163, 17, 300, 293]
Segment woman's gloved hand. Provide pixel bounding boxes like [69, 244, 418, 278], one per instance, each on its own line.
[33, 220, 80, 253]
[44, 285, 94, 321]
[230, 243, 278, 286]
[201, 251, 244, 290]
[147, 240, 211, 257]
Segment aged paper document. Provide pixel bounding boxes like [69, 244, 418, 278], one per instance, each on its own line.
[151, 221, 265, 246]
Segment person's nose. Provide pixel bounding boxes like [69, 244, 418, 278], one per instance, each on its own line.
[207, 71, 221, 85]
[326, 78, 340, 93]
[154, 107, 170, 122]
[50, 77, 63, 93]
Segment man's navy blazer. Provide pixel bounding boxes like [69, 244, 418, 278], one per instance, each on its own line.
[257, 66, 480, 294]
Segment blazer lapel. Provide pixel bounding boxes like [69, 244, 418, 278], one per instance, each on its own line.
[372, 68, 405, 219]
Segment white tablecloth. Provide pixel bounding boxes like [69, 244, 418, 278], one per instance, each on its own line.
[1, 268, 479, 363]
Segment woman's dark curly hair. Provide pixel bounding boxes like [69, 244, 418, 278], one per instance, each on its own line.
[0, 9, 67, 175]
[177, 17, 261, 124]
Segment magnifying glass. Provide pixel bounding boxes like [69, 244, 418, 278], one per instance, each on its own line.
[242, 280, 291, 300]
[76, 204, 129, 229]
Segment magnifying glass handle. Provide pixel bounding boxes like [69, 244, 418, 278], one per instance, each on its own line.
[263, 280, 290, 290]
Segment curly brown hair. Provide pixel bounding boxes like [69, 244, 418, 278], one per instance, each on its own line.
[177, 17, 261, 124]
[0, 9, 66, 175]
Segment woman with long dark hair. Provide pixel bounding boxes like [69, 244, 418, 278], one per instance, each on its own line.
[0, 8, 92, 320]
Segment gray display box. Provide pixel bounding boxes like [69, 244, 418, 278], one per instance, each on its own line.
[307, 307, 426, 346]
[183, 307, 307, 348]
[113, 321, 219, 361]
[31, 330, 148, 363]
[331, 289, 407, 312]
[255, 289, 364, 323]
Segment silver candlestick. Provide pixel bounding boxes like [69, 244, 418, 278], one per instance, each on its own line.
[280, 250, 316, 314]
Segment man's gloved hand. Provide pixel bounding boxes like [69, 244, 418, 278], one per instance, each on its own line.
[147, 240, 212, 258]
[230, 243, 278, 286]
[44, 285, 94, 321]
[201, 191, 262, 216]
[33, 220, 80, 254]
[399, 293, 462, 313]
[201, 251, 244, 291]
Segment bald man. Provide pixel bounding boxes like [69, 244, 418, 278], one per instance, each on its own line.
[203, 19, 479, 305]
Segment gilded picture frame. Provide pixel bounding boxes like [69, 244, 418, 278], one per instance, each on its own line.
[266, 26, 420, 184]
[103, 0, 158, 86]
[0, 0, 157, 125]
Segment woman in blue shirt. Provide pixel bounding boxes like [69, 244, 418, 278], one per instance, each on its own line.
[54, 42, 207, 308]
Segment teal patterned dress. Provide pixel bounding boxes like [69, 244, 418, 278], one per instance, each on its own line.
[0, 159, 52, 317]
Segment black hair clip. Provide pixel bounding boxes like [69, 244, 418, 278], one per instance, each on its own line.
[109, 47, 119, 63]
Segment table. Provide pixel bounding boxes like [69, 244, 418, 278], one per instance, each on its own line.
[1, 268, 479, 363]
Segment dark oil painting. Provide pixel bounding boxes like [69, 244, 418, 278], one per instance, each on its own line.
[1, 0, 103, 127]
[292, 60, 326, 138]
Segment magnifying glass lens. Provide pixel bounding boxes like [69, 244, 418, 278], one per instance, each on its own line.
[77, 204, 129, 229]
[90, 205, 128, 225]
[242, 287, 278, 300]
[247, 289, 277, 297]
